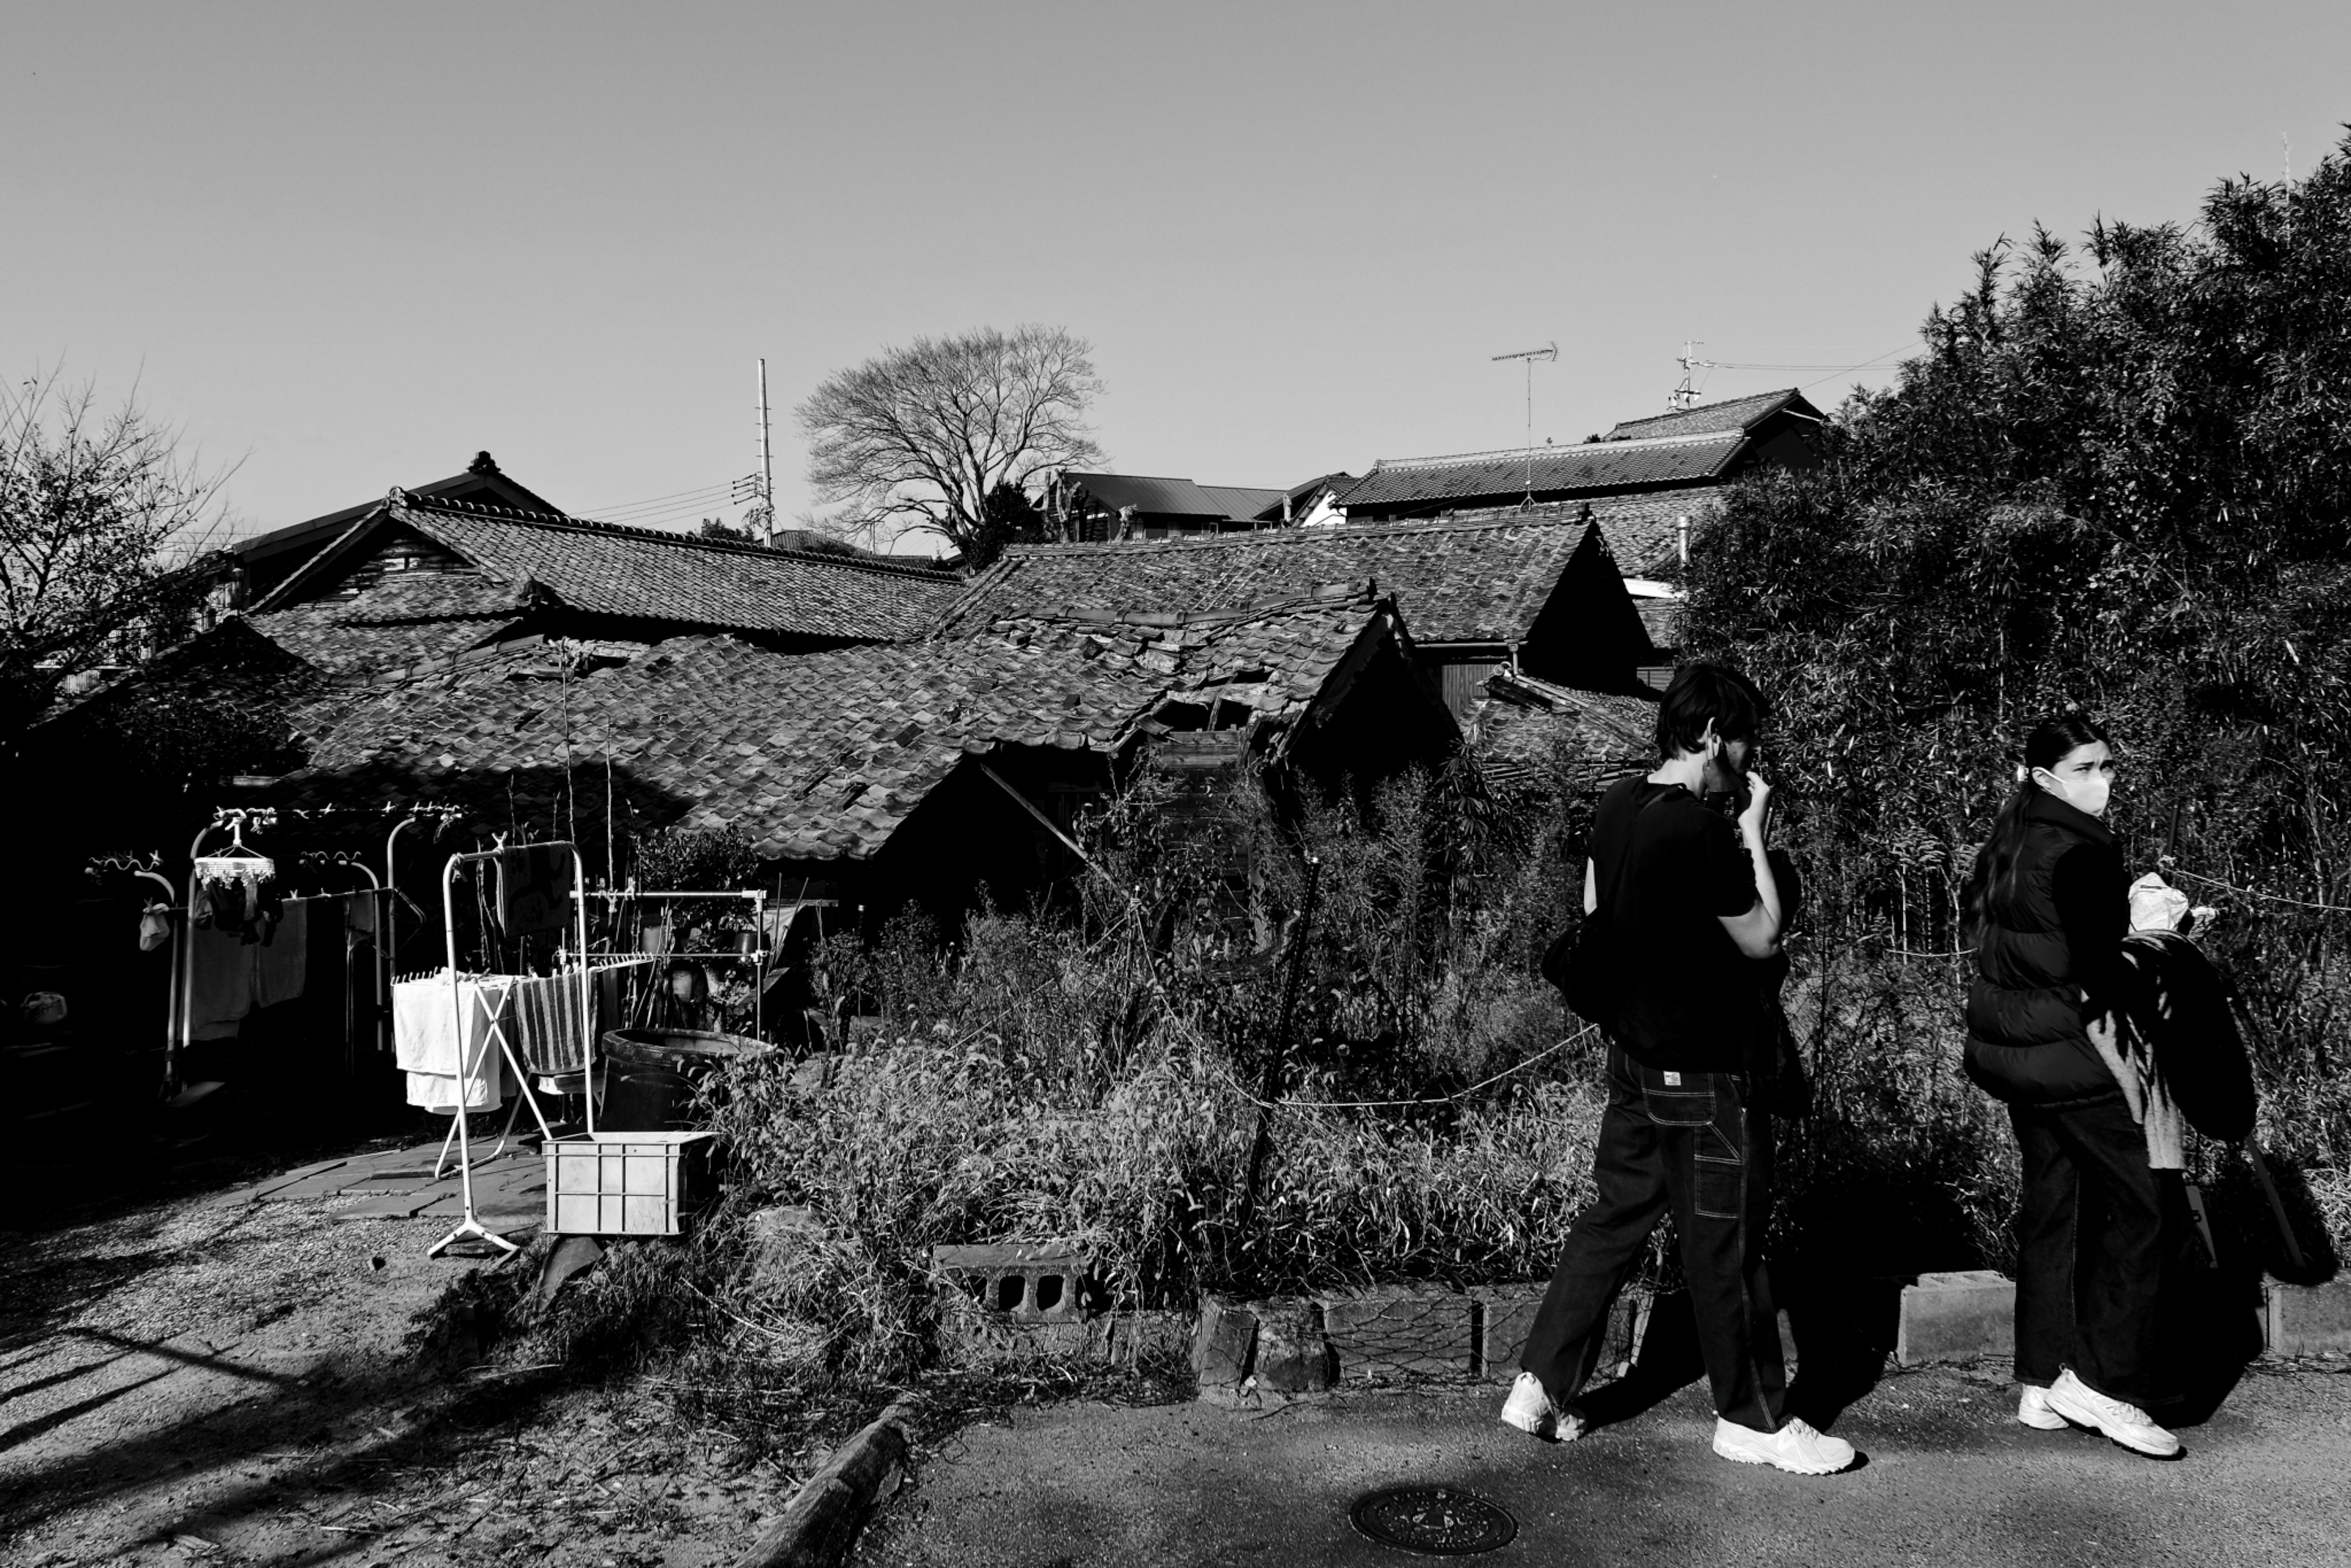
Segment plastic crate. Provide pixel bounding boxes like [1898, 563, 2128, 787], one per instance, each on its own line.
[545, 1130, 714, 1236]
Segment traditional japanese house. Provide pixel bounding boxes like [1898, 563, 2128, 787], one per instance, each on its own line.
[929, 512, 1657, 719]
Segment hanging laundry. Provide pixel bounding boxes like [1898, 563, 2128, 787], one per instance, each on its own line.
[187, 920, 257, 1040]
[494, 844, 575, 936]
[503, 960, 650, 1078]
[393, 970, 514, 1111]
[138, 902, 171, 953]
[195, 875, 282, 945]
[252, 898, 309, 1008]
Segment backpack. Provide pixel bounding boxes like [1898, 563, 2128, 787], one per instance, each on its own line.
[1542, 781, 1669, 1033]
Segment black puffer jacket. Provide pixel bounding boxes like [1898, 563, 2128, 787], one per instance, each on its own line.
[1963, 789, 2126, 1108]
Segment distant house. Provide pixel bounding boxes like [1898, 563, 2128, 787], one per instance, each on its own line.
[230, 451, 563, 606]
[1045, 471, 1344, 541]
[262, 591, 1455, 923]
[1335, 389, 1823, 525]
[930, 509, 1657, 718]
[244, 488, 965, 677]
[1333, 389, 1824, 682]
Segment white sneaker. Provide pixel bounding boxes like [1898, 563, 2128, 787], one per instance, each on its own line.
[1712, 1416, 1855, 1474]
[2042, 1369, 2181, 1458]
[1500, 1373, 1584, 1442]
[2017, 1384, 2068, 1430]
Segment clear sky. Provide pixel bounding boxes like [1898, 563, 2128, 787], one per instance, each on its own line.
[6, 2, 2346, 550]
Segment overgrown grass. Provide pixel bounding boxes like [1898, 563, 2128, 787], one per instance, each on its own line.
[444, 751, 2350, 1447]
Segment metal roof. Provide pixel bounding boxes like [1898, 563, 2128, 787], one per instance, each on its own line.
[1062, 473, 1229, 519]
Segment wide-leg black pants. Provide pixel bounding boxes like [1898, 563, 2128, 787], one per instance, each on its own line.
[1519, 1043, 1788, 1433]
[2009, 1096, 2175, 1405]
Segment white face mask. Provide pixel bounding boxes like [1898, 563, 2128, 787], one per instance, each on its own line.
[2034, 767, 2111, 819]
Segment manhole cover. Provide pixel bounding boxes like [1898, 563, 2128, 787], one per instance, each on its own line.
[1349, 1486, 1518, 1556]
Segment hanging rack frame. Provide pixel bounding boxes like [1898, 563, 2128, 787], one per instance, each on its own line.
[428, 841, 594, 1258]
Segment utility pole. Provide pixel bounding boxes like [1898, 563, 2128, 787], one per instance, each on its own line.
[1490, 342, 1558, 507]
[732, 358, 777, 545]
[1668, 340, 1716, 411]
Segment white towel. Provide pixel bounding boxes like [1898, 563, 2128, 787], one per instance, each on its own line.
[393, 971, 514, 1111]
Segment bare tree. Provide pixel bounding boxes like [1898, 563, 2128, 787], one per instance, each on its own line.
[798, 324, 1104, 556]
[1, 370, 233, 740]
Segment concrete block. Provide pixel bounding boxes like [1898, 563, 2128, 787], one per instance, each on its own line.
[1191, 1294, 1258, 1389]
[1896, 1269, 2014, 1367]
[1319, 1288, 1475, 1382]
[1471, 1285, 1547, 1381]
[929, 1242, 1093, 1319]
[2265, 1276, 2351, 1356]
[1251, 1298, 1335, 1393]
[1472, 1284, 1648, 1383]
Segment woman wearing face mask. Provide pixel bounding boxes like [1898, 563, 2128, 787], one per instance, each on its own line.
[1962, 713, 2181, 1458]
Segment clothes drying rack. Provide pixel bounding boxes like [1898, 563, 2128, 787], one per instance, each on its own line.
[578, 887, 788, 1040]
[429, 840, 594, 1258]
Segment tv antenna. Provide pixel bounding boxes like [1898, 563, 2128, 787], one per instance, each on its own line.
[1490, 342, 1557, 506]
[1668, 340, 1717, 411]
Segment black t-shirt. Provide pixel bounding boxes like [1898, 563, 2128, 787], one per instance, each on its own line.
[1592, 776, 1760, 1071]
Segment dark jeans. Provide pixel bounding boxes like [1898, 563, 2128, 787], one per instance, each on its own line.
[1520, 1043, 1787, 1432]
[2010, 1097, 2175, 1405]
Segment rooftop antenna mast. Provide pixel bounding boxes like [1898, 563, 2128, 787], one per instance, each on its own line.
[1490, 341, 1558, 506]
[731, 358, 776, 546]
[1668, 340, 1716, 411]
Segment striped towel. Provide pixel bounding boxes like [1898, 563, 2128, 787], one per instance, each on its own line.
[508, 960, 653, 1076]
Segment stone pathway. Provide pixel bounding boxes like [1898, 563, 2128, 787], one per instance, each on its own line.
[214, 1135, 549, 1238]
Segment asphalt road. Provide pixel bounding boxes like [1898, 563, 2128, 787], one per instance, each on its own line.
[858, 1363, 2351, 1567]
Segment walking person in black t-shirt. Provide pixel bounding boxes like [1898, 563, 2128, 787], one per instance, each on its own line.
[1501, 664, 1854, 1475]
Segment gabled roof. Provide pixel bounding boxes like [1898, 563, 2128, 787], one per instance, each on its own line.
[1603, 388, 1822, 443]
[252, 494, 964, 643]
[933, 508, 1643, 646]
[1060, 473, 1230, 520]
[1253, 473, 1355, 521]
[1410, 492, 1713, 580]
[233, 457, 561, 577]
[1194, 484, 1287, 522]
[272, 596, 1415, 861]
[1335, 431, 1745, 513]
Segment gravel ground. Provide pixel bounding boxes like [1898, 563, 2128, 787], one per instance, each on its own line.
[0, 1167, 792, 1567]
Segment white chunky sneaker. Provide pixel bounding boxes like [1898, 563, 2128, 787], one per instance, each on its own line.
[2043, 1369, 2181, 1457]
[1712, 1416, 1856, 1474]
[2017, 1384, 2068, 1430]
[1500, 1373, 1584, 1442]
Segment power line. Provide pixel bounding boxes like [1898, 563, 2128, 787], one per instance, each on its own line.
[572, 481, 733, 517]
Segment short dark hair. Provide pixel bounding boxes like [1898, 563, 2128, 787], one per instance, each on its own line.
[1655, 662, 1765, 759]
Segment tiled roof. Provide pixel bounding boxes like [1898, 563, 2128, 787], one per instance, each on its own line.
[247, 570, 530, 681]
[1472, 669, 1657, 795]
[1335, 432, 1743, 513]
[1603, 388, 1820, 443]
[932, 515, 1621, 647]
[255, 496, 964, 642]
[1421, 493, 1716, 581]
[272, 598, 1406, 863]
[1634, 597, 1685, 649]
